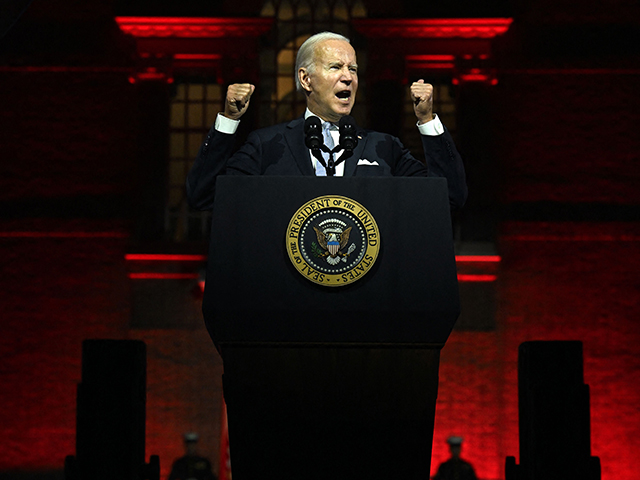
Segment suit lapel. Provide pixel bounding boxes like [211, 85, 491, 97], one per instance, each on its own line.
[284, 117, 315, 176]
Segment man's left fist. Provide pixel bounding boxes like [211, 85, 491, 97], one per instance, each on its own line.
[410, 79, 434, 124]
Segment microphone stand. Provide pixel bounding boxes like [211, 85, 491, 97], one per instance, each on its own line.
[311, 144, 355, 177]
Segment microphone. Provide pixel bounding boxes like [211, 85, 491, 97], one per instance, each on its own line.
[304, 116, 323, 151]
[338, 115, 358, 152]
[304, 115, 332, 174]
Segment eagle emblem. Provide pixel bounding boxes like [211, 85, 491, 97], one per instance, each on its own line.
[286, 195, 380, 287]
[312, 219, 357, 266]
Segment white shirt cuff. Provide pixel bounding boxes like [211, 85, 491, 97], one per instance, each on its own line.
[417, 114, 444, 136]
[215, 113, 240, 134]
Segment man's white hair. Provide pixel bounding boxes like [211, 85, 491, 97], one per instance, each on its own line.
[295, 31, 351, 92]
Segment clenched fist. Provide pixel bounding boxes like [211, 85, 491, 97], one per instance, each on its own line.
[223, 83, 255, 120]
[410, 79, 434, 125]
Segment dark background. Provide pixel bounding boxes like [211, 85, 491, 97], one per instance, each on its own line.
[0, 0, 638, 479]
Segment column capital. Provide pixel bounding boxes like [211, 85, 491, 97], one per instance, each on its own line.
[116, 17, 272, 84]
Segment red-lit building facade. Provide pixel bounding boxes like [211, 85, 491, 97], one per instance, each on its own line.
[1, 0, 639, 479]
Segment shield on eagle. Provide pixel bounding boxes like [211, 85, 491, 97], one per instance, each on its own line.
[313, 223, 352, 261]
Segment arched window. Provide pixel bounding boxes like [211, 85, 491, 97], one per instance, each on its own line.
[258, 0, 367, 127]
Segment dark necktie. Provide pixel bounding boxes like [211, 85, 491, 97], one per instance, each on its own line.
[315, 121, 335, 176]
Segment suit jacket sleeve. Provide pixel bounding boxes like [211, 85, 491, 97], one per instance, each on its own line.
[186, 126, 264, 211]
[421, 128, 467, 209]
[384, 127, 467, 209]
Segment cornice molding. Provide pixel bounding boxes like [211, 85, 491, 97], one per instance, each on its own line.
[115, 17, 273, 39]
[353, 18, 513, 39]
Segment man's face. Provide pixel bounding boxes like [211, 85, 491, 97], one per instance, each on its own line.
[299, 39, 358, 123]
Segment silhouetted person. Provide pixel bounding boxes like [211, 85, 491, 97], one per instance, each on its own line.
[433, 436, 478, 480]
[168, 433, 217, 480]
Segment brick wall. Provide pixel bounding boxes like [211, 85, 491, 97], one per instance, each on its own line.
[428, 64, 640, 479]
[0, 71, 138, 207]
[433, 222, 640, 480]
[0, 222, 223, 477]
[491, 71, 640, 205]
[0, 64, 223, 477]
[0, 221, 130, 468]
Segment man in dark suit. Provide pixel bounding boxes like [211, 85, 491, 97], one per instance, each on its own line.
[186, 31, 467, 210]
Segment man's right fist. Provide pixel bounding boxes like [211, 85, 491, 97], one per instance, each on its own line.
[223, 83, 255, 120]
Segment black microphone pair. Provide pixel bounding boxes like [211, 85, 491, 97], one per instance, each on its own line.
[304, 115, 358, 176]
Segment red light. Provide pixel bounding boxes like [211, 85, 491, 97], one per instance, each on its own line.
[406, 55, 456, 70]
[0, 231, 128, 238]
[411, 63, 456, 70]
[455, 255, 501, 263]
[115, 17, 273, 39]
[457, 274, 497, 282]
[0, 66, 129, 74]
[125, 254, 207, 261]
[459, 73, 491, 82]
[352, 18, 513, 39]
[407, 55, 456, 62]
[136, 72, 169, 82]
[174, 54, 222, 61]
[504, 233, 640, 241]
[128, 273, 200, 279]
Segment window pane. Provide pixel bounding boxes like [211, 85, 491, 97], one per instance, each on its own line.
[206, 84, 222, 100]
[278, 0, 293, 20]
[170, 103, 185, 128]
[187, 103, 204, 128]
[261, 0, 275, 16]
[334, 0, 349, 21]
[188, 84, 204, 101]
[170, 133, 185, 159]
[277, 48, 295, 74]
[277, 76, 294, 101]
[169, 160, 186, 187]
[174, 84, 186, 101]
[168, 186, 183, 208]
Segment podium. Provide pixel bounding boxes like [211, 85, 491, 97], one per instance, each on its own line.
[205, 176, 460, 480]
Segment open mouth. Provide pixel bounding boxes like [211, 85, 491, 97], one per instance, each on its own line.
[336, 90, 351, 100]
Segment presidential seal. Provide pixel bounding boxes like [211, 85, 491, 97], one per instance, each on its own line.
[286, 195, 380, 286]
